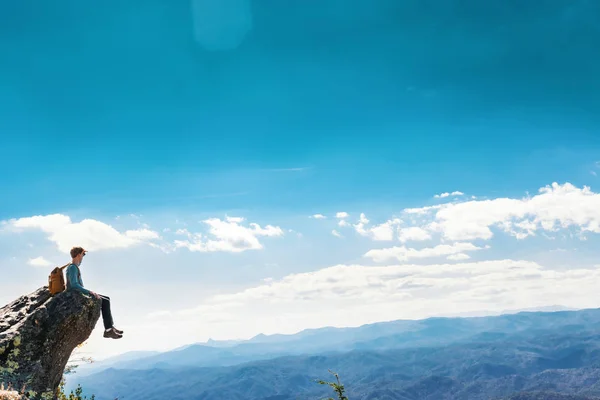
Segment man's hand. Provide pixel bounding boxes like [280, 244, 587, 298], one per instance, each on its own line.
[90, 291, 101, 299]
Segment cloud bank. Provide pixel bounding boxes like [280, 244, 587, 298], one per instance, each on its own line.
[174, 216, 284, 253]
[331, 182, 600, 244]
[141, 258, 600, 350]
[2, 213, 284, 255]
[3, 214, 160, 253]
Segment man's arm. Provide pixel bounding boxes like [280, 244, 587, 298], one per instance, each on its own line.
[66, 264, 93, 296]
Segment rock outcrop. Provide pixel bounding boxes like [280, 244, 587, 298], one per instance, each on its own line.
[0, 287, 101, 400]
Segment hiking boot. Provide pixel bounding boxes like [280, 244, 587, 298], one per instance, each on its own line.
[103, 328, 123, 339]
[112, 327, 124, 335]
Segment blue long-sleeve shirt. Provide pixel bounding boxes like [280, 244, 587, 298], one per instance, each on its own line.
[65, 263, 92, 296]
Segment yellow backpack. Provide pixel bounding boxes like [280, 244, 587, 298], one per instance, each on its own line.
[48, 263, 70, 295]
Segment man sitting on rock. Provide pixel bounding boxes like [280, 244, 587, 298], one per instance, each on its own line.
[66, 246, 124, 339]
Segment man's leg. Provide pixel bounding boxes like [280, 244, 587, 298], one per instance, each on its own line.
[98, 294, 123, 337]
[99, 294, 122, 339]
[99, 295, 114, 330]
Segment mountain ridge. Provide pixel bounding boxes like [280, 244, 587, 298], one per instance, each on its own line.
[70, 325, 600, 400]
[67, 307, 600, 399]
[75, 306, 598, 377]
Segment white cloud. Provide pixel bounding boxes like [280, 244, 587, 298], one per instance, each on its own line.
[205, 259, 536, 306]
[338, 220, 350, 227]
[592, 171, 598, 176]
[174, 217, 283, 253]
[146, 259, 600, 352]
[331, 230, 343, 238]
[310, 214, 326, 219]
[148, 242, 177, 254]
[408, 182, 600, 241]
[398, 227, 432, 243]
[225, 216, 244, 223]
[3, 214, 160, 253]
[336, 212, 349, 219]
[369, 221, 397, 241]
[447, 253, 470, 261]
[352, 213, 369, 236]
[352, 213, 401, 241]
[364, 242, 487, 263]
[124, 229, 160, 241]
[28, 256, 53, 267]
[434, 191, 464, 199]
[404, 205, 443, 215]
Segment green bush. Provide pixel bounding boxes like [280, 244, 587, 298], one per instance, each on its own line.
[316, 370, 349, 400]
[57, 382, 95, 400]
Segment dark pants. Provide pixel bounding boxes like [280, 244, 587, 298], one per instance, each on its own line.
[99, 294, 114, 330]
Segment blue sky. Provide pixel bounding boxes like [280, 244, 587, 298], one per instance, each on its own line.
[1, 0, 600, 359]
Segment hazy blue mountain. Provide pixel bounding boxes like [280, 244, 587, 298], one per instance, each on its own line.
[73, 308, 600, 377]
[205, 338, 245, 348]
[70, 326, 600, 400]
[73, 350, 161, 376]
[95, 350, 160, 364]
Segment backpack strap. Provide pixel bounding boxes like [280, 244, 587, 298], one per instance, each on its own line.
[59, 263, 70, 270]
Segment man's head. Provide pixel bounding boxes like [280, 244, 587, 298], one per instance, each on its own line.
[70, 246, 87, 265]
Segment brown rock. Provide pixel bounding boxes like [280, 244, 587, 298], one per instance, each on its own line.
[0, 287, 101, 399]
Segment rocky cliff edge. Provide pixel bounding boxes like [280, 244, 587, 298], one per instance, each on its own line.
[0, 287, 101, 399]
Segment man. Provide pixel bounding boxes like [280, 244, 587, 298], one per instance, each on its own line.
[65, 246, 124, 340]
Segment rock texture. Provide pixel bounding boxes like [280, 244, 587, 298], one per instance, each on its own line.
[0, 287, 100, 400]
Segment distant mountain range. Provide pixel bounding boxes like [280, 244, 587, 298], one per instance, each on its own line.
[67, 307, 600, 399]
[73, 305, 582, 375]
